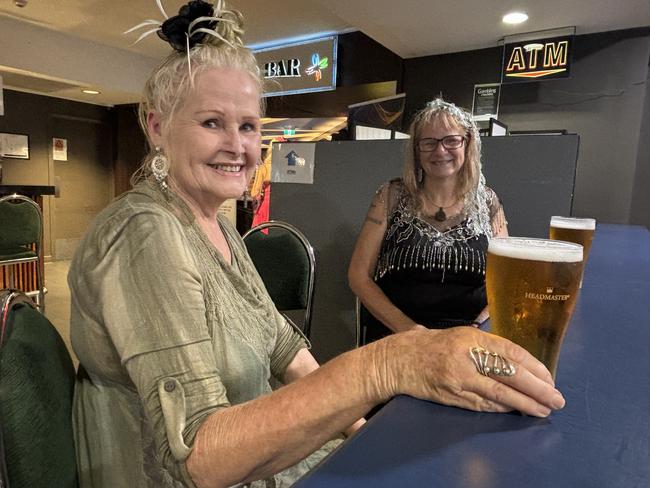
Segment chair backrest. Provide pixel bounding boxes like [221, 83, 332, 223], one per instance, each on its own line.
[355, 297, 375, 347]
[0, 195, 42, 253]
[0, 289, 78, 488]
[243, 221, 316, 339]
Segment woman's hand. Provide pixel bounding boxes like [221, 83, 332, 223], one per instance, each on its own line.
[369, 327, 565, 418]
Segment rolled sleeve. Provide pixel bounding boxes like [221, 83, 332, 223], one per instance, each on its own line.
[270, 313, 309, 379]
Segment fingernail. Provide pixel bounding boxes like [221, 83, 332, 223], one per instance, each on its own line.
[552, 391, 566, 409]
[536, 406, 551, 417]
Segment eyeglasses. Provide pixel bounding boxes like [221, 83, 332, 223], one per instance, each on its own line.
[416, 135, 466, 152]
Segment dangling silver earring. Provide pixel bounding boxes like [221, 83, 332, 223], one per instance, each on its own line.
[416, 166, 423, 184]
[151, 146, 169, 192]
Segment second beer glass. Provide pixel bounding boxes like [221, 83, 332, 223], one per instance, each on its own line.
[550, 216, 596, 287]
[486, 237, 583, 379]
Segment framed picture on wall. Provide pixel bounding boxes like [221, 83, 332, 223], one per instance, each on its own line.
[0, 132, 30, 159]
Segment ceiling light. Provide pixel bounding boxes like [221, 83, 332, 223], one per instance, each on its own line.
[82, 89, 100, 95]
[502, 12, 528, 24]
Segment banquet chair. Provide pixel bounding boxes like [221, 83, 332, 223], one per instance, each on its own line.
[243, 221, 316, 340]
[355, 297, 373, 347]
[0, 289, 78, 488]
[0, 194, 45, 312]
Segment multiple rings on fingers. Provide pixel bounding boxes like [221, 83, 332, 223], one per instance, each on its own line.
[469, 347, 516, 377]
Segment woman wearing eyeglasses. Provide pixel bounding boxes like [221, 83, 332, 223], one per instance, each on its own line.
[349, 99, 508, 344]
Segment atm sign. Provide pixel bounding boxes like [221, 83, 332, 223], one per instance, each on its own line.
[502, 35, 573, 83]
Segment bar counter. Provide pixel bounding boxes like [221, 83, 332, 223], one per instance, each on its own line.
[296, 224, 650, 488]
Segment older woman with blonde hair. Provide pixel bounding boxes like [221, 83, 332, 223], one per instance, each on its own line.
[349, 99, 508, 343]
[69, 3, 561, 487]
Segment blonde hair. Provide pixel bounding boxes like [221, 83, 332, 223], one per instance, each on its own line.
[402, 99, 481, 211]
[131, 5, 264, 186]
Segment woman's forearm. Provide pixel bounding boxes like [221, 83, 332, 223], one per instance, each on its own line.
[187, 343, 384, 488]
[188, 327, 566, 487]
[351, 276, 418, 333]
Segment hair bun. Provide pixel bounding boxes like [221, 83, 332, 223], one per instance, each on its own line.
[158, 0, 217, 52]
[126, 1, 245, 53]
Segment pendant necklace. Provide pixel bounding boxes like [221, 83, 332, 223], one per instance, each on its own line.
[434, 207, 450, 222]
[426, 196, 459, 222]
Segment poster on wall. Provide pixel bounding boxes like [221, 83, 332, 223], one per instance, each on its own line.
[271, 143, 315, 184]
[471, 84, 500, 121]
[0, 133, 29, 159]
[53, 138, 68, 161]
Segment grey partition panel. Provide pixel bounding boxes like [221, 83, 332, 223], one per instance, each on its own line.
[269, 135, 579, 361]
[270, 140, 406, 361]
[481, 135, 579, 238]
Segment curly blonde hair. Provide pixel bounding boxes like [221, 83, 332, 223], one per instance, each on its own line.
[402, 99, 482, 211]
[131, 4, 264, 186]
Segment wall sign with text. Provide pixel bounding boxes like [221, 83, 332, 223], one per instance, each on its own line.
[255, 36, 337, 97]
[472, 84, 501, 121]
[502, 35, 573, 83]
[271, 143, 315, 184]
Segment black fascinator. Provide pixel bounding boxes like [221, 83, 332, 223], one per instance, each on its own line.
[125, 0, 241, 54]
[158, 0, 216, 52]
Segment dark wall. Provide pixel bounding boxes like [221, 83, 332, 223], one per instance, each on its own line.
[0, 89, 114, 258]
[336, 31, 403, 88]
[114, 104, 148, 196]
[403, 28, 650, 226]
[403, 46, 501, 122]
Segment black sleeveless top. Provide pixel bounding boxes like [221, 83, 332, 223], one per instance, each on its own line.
[363, 180, 501, 343]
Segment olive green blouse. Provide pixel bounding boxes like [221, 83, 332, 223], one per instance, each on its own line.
[69, 181, 336, 487]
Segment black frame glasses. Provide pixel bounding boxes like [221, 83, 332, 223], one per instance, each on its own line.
[416, 135, 467, 152]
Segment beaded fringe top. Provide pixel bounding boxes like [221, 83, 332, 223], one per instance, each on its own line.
[376, 180, 496, 282]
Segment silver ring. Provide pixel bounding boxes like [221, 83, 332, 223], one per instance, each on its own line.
[470, 347, 516, 377]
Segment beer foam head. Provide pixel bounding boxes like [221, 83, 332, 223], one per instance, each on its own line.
[550, 216, 596, 230]
[489, 237, 583, 262]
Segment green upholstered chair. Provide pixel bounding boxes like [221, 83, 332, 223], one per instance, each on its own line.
[0, 289, 78, 488]
[243, 221, 316, 340]
[0, 195, 45, 312]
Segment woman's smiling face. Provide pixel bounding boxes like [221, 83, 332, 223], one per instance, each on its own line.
[417, 118, 467, 182]
[149, 66, 262, 212]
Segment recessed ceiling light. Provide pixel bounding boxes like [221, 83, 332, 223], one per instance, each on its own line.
[502, 12, 528, 24]
[82, 89, 100, 95]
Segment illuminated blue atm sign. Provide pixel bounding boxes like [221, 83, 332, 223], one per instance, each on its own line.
[255, 36, 338, 97]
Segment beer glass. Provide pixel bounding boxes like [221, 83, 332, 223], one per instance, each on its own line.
[486, 237, 583, 379]
[550, 216, 596, 287]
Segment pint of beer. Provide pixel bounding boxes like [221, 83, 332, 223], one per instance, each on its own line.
[550, 216, 596, 287]
[487, 238, 583, 379]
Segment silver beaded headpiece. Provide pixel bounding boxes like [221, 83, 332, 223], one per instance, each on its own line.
[424, 98, 481, 154]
